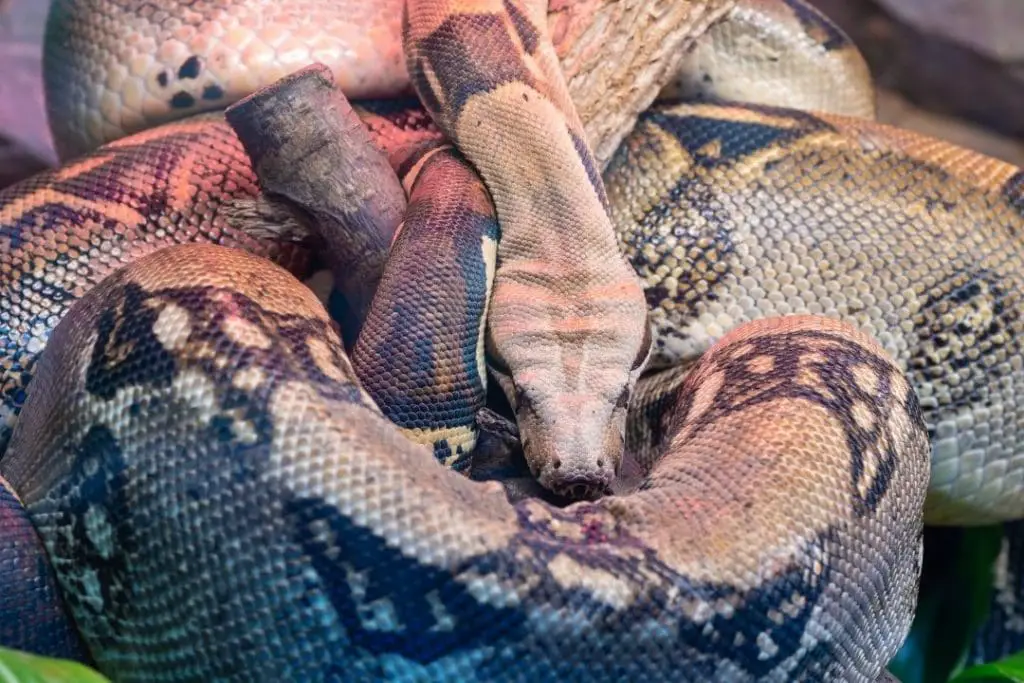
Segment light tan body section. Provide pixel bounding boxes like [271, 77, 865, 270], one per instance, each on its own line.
[607, 101, 1024, 525]
[45, 0, 873, 167]
[667, 0, 876, 120]
[45, 0, 736, 164]
[460, 83, 650, 496]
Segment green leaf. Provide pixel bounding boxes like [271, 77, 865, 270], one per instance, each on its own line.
[0, 648, 109, 683]
[889, 525, 1004, 683]
[952, 651, 1024, 682]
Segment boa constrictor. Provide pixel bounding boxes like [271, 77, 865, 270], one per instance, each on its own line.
[0, 0, 1021, 680]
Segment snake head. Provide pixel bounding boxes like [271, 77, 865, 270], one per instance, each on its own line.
[493, 322, 653, 500]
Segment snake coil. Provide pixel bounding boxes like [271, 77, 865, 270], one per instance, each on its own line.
[1, 0, 1021, 681]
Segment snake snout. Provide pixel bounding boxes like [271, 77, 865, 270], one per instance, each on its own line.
[540, 458, 616, 501]
[519, 395, 626, 500]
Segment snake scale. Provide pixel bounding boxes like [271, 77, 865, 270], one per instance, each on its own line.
[0, 0, 1020, 680]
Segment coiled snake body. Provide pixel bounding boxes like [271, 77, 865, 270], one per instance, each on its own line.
[0, 0, 1020, 680]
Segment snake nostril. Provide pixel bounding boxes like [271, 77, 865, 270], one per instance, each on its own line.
[597, 459, 604, 468]
[553, 459, 561, 470]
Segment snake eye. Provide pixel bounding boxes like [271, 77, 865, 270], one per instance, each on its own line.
[631, 321, 653, 371]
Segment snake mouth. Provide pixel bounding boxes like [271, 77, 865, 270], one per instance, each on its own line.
[550, 477, 612, 502]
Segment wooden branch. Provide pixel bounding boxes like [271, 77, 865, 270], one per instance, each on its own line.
[224, 63, 406, 339]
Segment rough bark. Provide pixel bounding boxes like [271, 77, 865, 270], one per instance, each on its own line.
[224, 63, 407, 336]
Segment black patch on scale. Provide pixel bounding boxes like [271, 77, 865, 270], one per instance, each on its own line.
[86, 282, 177, 400]
[502, 0, 540, 54]
[43, 425, 138, 640]
[506, 504, 842, 679]
[177, 55, 202, 79]
[201, 84, 224, 102]
[626, 372, 683, 458]
[284, 495, 527, 664]
[1003, 170, 1024, 220]
[417, 13, 539, 116]
[645, 106, 834, 169]
[908, 265, 1021, 421]
[627, 168, 737, 323]
[169, 91, 196, 109]
[286, 485, 844, 679]
[780, 0, 851, 51]
[409, 58, 444, 121]
[360, 203, 496, 424]
[395, 138, 449, 183]
[665, 329, 916, 517]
